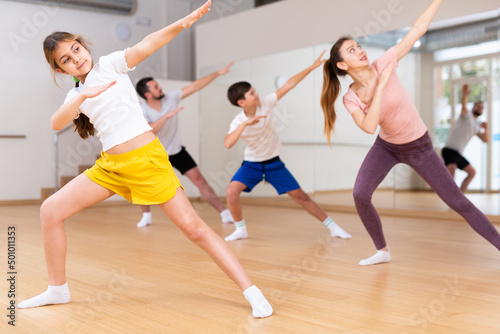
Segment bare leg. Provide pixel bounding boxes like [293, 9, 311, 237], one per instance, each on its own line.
[158, 187, 272, 317]
[287, 188, 351, 239]
[226, 181, 247, 222]
[460, 164, 476, 193]
[184, 167, 226, 213]
[42, 174, 114, 285]
[446, 163, 457, 178]
[223, 181, 248, 240]
[159, 187, 251, 290]
[18, 174, 114, 308]
[287, 188, 327, 221]
[140, 205, 151, 213]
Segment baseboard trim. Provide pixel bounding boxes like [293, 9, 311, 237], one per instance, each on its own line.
[239, 197, 500, 224]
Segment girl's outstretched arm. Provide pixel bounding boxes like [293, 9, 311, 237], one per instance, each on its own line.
[395, 0, 443, 61]
[125, 0, 211, 69]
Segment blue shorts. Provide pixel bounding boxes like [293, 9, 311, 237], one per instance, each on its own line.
[231, 157, 300, 195]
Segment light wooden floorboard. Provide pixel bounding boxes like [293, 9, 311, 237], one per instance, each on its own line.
[1, 200, 499, 333]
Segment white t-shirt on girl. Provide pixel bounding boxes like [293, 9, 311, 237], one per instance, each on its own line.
[63, 49, 152, 152]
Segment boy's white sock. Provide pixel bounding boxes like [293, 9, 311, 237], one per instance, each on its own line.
[243, 285, 273, 318]
[323, 217, 352, 239]
[224, 220, 247, 241]
[137, 212, 152, 227]
[358, 248, 391, 266]
[220, 209, 234, 224]
[18, 283, 71, 309]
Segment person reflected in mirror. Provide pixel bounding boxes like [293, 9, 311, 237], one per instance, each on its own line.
[320, 0, 500, 266]
[441, 84, 488, 193]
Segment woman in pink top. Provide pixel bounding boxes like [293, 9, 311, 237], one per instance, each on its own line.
[321, 0, 500, 265]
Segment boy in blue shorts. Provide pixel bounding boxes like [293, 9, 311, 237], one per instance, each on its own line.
[223, 52, 351, 241]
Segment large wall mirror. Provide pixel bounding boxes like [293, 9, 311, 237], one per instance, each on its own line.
[197, 9, 500, 218]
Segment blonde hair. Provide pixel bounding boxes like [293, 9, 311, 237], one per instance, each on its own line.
[43, 32, 95, 139]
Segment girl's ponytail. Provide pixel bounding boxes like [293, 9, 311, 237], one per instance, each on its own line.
[73, 114, 95, 139]
[72, 81, 95, 139]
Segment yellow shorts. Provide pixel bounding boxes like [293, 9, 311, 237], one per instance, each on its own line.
[84, 138, 183, 205]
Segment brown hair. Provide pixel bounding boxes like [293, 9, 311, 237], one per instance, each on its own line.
[43, 31, 95, 139]
[320, 36, 352, 145]
[227, 81, 252, 107]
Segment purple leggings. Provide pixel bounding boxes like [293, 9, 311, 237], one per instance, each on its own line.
[353, 132, 500, 250]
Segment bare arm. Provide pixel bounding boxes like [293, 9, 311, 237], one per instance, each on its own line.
[50, 81, 116, 130]
[224, 116, 266, 149]
[182, 62, 234, 99]
[148, 107, 183, 134]
[477, 122, 488, 143]
[395, 0, 443, 61]
[124, 1, 211, 69]
[460, 84, 470, 116]
[275, 51, 326, 101]
[350, 63, 393, 134]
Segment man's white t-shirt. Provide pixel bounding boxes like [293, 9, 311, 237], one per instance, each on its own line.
[64, 50, 152, 152]
[141, 89, 183, 156]
[228, 93, 281, 162]
[445, 112, 481, 153]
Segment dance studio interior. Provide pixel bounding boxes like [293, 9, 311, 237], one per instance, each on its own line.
[1, 0, 499, 333]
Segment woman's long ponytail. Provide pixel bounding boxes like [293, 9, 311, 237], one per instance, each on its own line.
[321, 59, 340, 145]
[320, 36, 352, 145]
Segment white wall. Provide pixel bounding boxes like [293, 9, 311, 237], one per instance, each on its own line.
[195, 0, 500, 70]
[166, 0, 255, 81]
[0, 0, 170, 200]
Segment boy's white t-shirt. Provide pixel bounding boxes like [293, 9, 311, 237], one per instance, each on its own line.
[228, 93, 281, 162]
[63, 50, 152, 152]
[141, 89, 183, 155]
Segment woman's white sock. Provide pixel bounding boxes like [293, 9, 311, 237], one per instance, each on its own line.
[358, 248, 391, 266]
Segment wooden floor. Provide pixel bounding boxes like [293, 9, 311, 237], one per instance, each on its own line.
[1, 201, 500, 334]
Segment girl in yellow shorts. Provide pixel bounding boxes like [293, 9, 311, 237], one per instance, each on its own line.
[18, 0, 272, 318]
